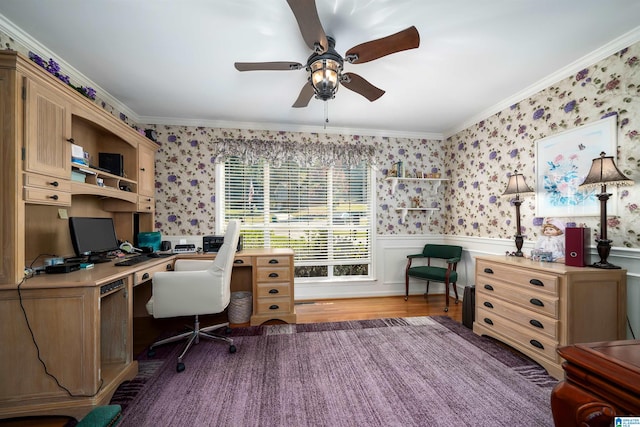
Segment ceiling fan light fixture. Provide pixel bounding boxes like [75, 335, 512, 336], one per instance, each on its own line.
[310, 58, 342, 100]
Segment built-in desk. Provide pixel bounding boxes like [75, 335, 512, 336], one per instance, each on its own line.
[0, 248, 295, 421]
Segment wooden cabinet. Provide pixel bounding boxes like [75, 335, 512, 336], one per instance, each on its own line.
[0, 50, 159, 284]
[473, 256, 626, 379]
[250, 249, 296, 326]
[23, 77, 72, 179]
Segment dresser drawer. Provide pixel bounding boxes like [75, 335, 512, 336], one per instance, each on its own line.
[256, 256, 291, 267]
[477, 280, 559, 318]
[23, 186, 72, 206]
[477, 259, 559, 295]
[256, 281, 291, 298]
[477, 307, 558, 362]
[256, 266, 291, 282]
[476, 293, 559, 340]
[134, 261, 174, 286]
[256, 298, 291, 315]
[137, 195, 154, 212]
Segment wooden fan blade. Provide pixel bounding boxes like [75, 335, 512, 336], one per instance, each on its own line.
[341, 73, 385, 102]
[234, 61, 303, 71]
[286, 0, 328, 53]
[292, 83, 315, 108]
[345, 26, 420, 64]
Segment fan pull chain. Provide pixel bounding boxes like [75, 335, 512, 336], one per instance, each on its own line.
[324, 102, 329, 129]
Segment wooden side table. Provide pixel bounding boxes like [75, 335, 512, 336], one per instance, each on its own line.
[550, 340, 640, 427]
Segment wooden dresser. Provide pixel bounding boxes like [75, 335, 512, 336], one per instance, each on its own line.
[251, 249, 296, 326]
[472, 256, 626, 379]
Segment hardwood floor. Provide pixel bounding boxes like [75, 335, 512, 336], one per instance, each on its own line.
[294, 295, 462, 324]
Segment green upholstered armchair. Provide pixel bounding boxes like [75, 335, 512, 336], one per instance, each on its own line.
[405, 244, 463, 312]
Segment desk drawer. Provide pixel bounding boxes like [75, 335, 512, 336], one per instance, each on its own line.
[256, 298, 291, 315]
[23, 186, 72, 206]
[256, 256, 291, 267]
[24, 173, 72, 191]
[256, 282, 291, 298]
[256, 266, 291, 282]
[137, 195, 154, 212]
[232, 256, 253, 267]
[134, 262, 173, 286]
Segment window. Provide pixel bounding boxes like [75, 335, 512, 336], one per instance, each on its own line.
[218, 157, 373, 280]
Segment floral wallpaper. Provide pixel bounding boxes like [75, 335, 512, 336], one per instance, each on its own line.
[150, 127, 446, 235]
[444, 43, 639, 248]
[2, 26, 638, 248]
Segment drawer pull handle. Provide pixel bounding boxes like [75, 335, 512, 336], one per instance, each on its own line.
[50, 181, 59, 187]
[483, 268, 494, 274]
[166, 264, 173, 270]
[530, 339, 544, 350]
[268, 273, 279, 278]
[529, 279, 544, 287]
[269, 304, 279, 310]
[234, 259, 244, 264]
[484, 284, 494, 291]
[483, 301, 494, 309]
[268, 289, 279, 294]
[269, 259, 279, 264]
[140, 167, 146, 172]
[529, 298, 544, 307]
[66, 138, 75, 143]
[142, 273, 150, 280]
[483, 318, 494, 325]
[49, 194, 59, 200]
[529, 319, 543, 329]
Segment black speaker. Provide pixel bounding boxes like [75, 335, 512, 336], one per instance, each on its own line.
[99, 152, 124, 177]
[565, 227, 590, 267]
[160, 241, 171, 251]
[462, 285, 476, 329]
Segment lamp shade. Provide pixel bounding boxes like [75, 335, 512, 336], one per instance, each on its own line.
[579, 152, 634, 189]
[502, 171, 534, 196]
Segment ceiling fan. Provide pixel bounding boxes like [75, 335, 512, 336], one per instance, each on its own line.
[234, 0, 420, 108]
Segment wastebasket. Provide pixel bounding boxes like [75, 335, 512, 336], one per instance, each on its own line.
[462, 285, 475, 329]
[228, 291, 252, 324]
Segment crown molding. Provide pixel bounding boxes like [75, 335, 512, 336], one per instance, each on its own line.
[0, 13, 140, 122]
[444, 25, 640, 138]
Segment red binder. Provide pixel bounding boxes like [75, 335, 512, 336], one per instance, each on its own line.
[565, 227, 590, 267]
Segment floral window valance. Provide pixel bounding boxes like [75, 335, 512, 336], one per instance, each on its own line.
[213, 138, 375, 167]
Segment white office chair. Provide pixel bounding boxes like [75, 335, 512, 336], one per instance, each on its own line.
[145, 220, 241, 372]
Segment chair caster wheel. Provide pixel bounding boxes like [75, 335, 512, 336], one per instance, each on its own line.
[444, 307, 449, 312]
[147, 349, 156, 358]
[225, 327, 232, 335]
[229, 345, 237, 354]
[404, 296, 408, 301]
[176, 362, 185, 372]
[455, 299, 460, 304]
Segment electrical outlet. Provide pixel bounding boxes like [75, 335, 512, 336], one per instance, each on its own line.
[58, 208, 68, 219]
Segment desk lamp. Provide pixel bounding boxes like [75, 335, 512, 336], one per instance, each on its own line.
[502, 171, 534, 257]
[579, 151, 633, 269]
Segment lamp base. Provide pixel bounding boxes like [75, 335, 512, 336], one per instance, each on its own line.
[591, 238, 620, 269]
[513, 234, 525, 257]
[590, 261, 621, 269]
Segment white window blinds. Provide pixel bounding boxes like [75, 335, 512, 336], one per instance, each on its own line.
[222, 157, 372, 279]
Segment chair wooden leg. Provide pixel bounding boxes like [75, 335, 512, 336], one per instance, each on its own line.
[443, 281, 450, 312]
[424, 281, 430, 299]
[452, 282, 459, 303]
[405, 274, 409, 301]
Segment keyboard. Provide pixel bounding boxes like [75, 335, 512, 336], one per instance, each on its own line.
[114, 255, 149, 267]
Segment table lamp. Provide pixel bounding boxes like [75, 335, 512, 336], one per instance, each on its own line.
[502, 170, 534, 257]
[579, 151, 634, 269]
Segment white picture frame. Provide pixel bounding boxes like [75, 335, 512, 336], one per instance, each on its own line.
[535, 115, 617, 217]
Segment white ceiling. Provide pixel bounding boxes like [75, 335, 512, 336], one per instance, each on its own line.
[1, 0, 640, 138]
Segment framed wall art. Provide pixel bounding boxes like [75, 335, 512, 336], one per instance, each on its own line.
[535, 115, 617, 217]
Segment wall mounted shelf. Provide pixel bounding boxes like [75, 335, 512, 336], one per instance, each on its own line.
[385, 177, 448, 194]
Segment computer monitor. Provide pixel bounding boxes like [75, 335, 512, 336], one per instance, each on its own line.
[69, 217, 119, 263]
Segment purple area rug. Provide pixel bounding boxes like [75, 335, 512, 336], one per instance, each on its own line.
[111, 316, 557, 426]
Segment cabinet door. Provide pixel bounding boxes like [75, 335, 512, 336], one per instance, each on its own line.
[23, 78, 71, 179]
[138, 143, 155, 197]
